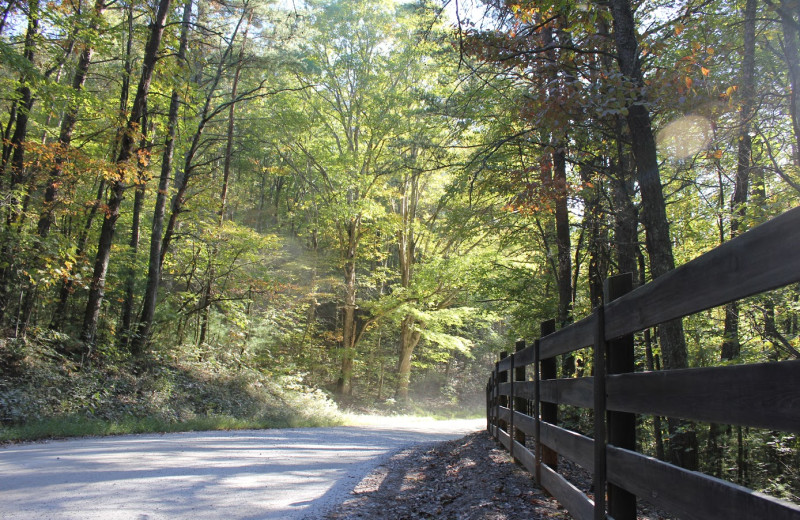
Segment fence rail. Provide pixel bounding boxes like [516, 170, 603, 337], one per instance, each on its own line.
[485, 206, 800, 520]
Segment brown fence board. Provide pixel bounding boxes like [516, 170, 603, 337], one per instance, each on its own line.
[512, 439, 537, 475]
[513, 410, 536, 437]
[510, 380, 535, 401]
[540, 377, 593, 408]
[540, 421, 594, 472]
[539, 314, 596, 360]
[498, 427, 511, 450]
[514, 344, 536, 368]
[540, 463, 595, 520]
[604, 206, 800, 340]
[497, 406, 511, 424]
[607, 360, 800, 433]
[607, 445, 800, 520]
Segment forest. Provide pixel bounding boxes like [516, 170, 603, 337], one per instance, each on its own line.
[0, 0, 798, 504]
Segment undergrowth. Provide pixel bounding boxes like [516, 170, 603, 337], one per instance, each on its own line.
[0, 332, 343, 443]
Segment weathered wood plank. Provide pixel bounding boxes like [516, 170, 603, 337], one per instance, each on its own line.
[513, 381, 535, 401]
[539, 313, 596, 360]
[513, 410, 536, 437]
[607, 360, 800, 433]
[514, 343, 536, 368]
[512, 439, 537, 476]
[540, 463, 595, 520]
[540, 377, 594, 408]
[540, 421, 594, 472]
[497, 405, 511, 424]
[498, 382, 512, 397]
[498, 427, 511, 450]
[498, 356, 512, 373]
[604, 206, 800, 340]
[607, 445, 800, 520]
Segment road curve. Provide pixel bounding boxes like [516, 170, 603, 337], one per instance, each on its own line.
[1, 417, 483, 520]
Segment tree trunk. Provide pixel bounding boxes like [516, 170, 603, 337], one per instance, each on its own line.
[336, 217, 360, 396]
[160, 7, 248, 268]
[722, 0, 756, 362]
[37, 0, 105, 239]
[120, 122, 150, 349]
[80, 0, 172, 345]
[554, 147, 572, 326]
[608, 0, 697, 470]
[394, 170, 420, 401]
[779, 0, 800, 165]
[0, 0, 39, 325]
[395, 315, 422, 402]
[131, 0, 193, 355]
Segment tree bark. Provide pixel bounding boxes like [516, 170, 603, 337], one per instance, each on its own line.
[336, 217, 361, 396]
[779, 0, 800, 165]
[608, 0, 697, 470]
[80, 0, 172, 345]
[395, 171, 420, 402]
[36, 0, 105, 238]
[0, 0, 39, 325]
[722, 0, 756, 362]
[120, 118, 151, 349]
[132, 0, 193, 355]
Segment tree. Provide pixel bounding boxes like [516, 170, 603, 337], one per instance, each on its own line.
[80, 0, 173, 345]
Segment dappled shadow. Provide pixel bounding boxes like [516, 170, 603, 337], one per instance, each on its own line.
[0, 422, 481, 520]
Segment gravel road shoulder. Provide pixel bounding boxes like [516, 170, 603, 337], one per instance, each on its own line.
[324, 431, 568, 520]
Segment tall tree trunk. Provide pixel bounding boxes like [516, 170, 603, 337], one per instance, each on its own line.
[160, 7, 248, 268]
[0, 0, 39, 326]
[336, 216, 361, 396]
[395, 315, 422, 402]
[51, 6, 133, 334]
[196, 8, 251, 348]
[608, 0, 697, 470]
[395, 171, 420, 402]
[132, 0, 193, 355]
[554, 147, 572, 327]
[779, 0, 800, 165]
[722, 0, 756, 362]
[120, 116, 151, 349]
[37, 0, 105, 239]
[80, 0, 172, 345]
[579, 162, 606, 308]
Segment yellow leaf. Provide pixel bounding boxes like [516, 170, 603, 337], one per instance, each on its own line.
[675, 24, 684, 36]
[701, 67, 710, 76]
[685, 76, 693, 89]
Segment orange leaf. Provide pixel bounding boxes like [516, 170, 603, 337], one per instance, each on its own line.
[701, 67, 710, 76]
[685, 76, 693, 88]
[675, 24, 684, 36]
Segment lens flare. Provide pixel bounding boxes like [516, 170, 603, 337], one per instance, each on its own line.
[656, 115, 714, 160]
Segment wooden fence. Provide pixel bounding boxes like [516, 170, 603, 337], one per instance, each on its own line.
[486, 205, 800, 520]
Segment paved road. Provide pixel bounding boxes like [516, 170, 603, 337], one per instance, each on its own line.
[0, 417, 483, 520]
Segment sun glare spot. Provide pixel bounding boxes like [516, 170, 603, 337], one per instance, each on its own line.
[656, 115, 714, 160]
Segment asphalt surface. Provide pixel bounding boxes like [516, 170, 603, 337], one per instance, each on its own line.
[0, 417, 483, 520]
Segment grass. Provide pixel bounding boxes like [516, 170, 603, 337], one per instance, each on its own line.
[0, 412, 346, 444]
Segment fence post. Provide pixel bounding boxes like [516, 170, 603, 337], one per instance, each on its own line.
[492, 361, 500, 440]
[533, 337, 542, 483]
[514, 339, 527, 461]
[540, 320, 557, 470]
[510, 348, 516, 460]
[499, 351, 509, 436]
[593, 304, 607, 520]
[486, 375, 491, 433]
[490, 370, 497, 437]
[605, 273, 636, 520]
